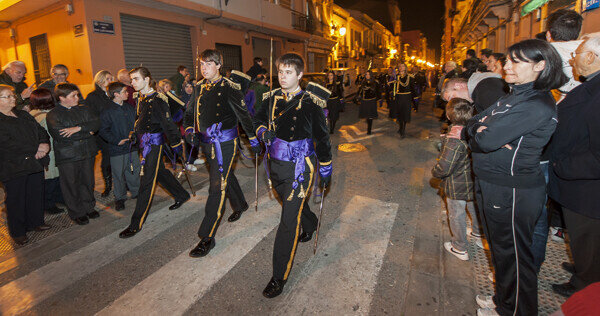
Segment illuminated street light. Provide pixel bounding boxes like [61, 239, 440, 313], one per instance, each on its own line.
[410, 56, 415, 60]
[390, 48, 397, 55]
[339, 27, 346, 36]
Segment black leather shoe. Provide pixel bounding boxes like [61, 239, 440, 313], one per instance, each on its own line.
[552, 282, 577, 298]
[263, 277, 286, 298]
[169, 196, 190, 210]
[228, 211, 243, 222]
[87, 210, 100, 219]
[101, 177, 112, 197]
[34, 224, 52, 231]
[119, 226, 140, 239]
[46, 205, 65, 214]
[13, 235, 29, 245]
[115, 199, 126, 211]
[189, 238, 215, 257]
[298, 231, 313, 243]
[74, 216, 89, 225]
[561, 262, 575, 274]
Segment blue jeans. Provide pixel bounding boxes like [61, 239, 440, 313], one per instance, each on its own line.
[447, 198, 478, 252]
[531, 162, 549, 272]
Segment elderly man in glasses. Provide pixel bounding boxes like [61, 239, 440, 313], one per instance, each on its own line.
[40, 64, 70, 91]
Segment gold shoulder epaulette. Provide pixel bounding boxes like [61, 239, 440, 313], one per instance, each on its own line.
[305, 82, 331, 109]
[304, 91, 327, 108]
[262, 88, 281, 101]
[166, 91, 185, 106]
[223, 77, 241, 91]
[231, 70, 251, 81]
[156, 92, 169, 104]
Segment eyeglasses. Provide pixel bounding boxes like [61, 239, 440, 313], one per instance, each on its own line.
[53, 72, 68, 77]
[571, 51, 593, 58]
[0, 95, 16, 99]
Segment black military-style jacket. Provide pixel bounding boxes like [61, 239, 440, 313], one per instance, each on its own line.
[326, 82, 343, 99]
[390, 74, 415, 96]
[183, 77, 256, 138]
[359, 79, 380, 100]
[134, 91, 182, 147]
[254, 88, 332, 165]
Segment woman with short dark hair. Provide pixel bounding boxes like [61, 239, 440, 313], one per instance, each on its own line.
[463, 39, 567, 316]
[29, 88, 66, 215]
[0, 84, 52, 245]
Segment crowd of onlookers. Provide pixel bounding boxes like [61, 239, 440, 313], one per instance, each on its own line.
[431, 9, 600, 316]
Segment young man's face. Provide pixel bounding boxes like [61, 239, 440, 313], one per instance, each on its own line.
[130, 72, 149, 92]
[113, 87, 128, 102]
[200, 60, 221, 81]
[277, 64, 302, 91]
[60, 91, 79, 107]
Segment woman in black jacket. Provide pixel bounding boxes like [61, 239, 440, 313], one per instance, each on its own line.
[390, 64, 416, 137]
[325, 71, 343, 134]
[357, 70, 379, 135]
[47, 83, 100, 225]
[86, 70, 114, 197]
[0, 85, 52, 245]
[462, 39, 567, 316]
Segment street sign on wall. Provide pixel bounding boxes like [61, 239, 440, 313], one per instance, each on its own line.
[584, 0, 599, 11]
[92, 21, 115, 35]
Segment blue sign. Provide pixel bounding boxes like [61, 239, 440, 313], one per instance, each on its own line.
[92, 21, 115, 35]
[585, 0, 600, 11]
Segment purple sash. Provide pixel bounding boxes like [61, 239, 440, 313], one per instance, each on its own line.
[200, 123, 238, 173]
[139, 132, 164, 166]
[269, 138, 314, 189]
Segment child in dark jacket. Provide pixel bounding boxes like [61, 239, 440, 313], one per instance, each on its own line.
[432, 98, 478, 261]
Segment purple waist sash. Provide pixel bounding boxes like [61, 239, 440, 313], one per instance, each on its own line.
[139, 132, 164, 166]
[269, 138, 314, 190]
[200, 123, 238, 173]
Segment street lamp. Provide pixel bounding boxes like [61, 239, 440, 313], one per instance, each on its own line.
[339, 27, 346, 36]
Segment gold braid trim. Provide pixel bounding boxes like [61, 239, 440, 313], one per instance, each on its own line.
[223, 77, 241, 91]
[305, 91, 327, 108]
[166, 91, 185, 106]
[231, 70, 251, 80]
[263, 88, 281, 101]
[307, 82, 332, 95]
[157, 92, 169, 103]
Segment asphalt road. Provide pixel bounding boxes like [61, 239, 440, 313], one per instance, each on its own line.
[0, 92, 488, 315]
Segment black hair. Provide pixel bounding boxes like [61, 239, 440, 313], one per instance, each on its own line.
[54, 83, 80, 99]
[546, 9, 583, 41]
[507, 39, 568, 91]
[177, 65, 187, 72]
[535, 32, 547, 41]
[130, 67, 156, 89]
[491, 52, 506, 67]
[276, 53, 305, 75]
[466, 49, 476, 58]
[107, 81, 127, 100]
[460, 58, 479, 79]
[480, 48, 493, 58]
[253, 57, 262, 63]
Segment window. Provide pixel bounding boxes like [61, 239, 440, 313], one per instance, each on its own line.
[29, 34, 51, 84]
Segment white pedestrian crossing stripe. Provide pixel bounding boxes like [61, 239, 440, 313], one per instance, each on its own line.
[0, 194, 208, 315]
[274, 195, 398, 314]
[97, 195, 281, 316]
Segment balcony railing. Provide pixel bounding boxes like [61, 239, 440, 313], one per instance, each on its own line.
[292, 10, 309, 32]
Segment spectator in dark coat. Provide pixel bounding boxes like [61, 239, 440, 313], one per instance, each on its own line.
[99, 82, 140, 211]
[168, 65, 188, 97]
[39, 64, 69, 91]
[86, 70, 114, 197]
[0, 84, 51, 245]
[0, 61, 34, 110]
[117, 68, 137, 107]
[246, 57, 267, 81]
[47, 83, 100, 226]
[548, 35, 600, 298]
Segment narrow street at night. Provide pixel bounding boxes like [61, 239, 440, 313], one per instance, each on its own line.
[0, 93, 571, 315]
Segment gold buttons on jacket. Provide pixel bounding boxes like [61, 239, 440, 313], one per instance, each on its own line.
[293, 116, 297, 121]
[290, 127, 294, 131]
[217, 103, 220, 107]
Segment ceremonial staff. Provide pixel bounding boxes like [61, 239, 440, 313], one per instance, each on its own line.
[313, 184, 327, 254]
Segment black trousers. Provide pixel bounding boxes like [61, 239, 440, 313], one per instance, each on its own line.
[58, 158, 96, 219]
[130, 144, 190, 230]
[3, 172, 45, 237]
[44, 177, 65, 210]
[478, 179, 544, 316]
[270, 156, 318, 280]
[197, 139, 248, 238]
[563, 207, 600, 290]
[96, 135, 111, 180]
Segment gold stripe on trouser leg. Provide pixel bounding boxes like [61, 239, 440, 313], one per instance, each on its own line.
[283, 156, 315, 280]
[139, 145, 162, 230]
[208, 138, 238, 237]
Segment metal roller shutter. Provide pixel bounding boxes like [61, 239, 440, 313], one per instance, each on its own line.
[120, 14, 193, 80]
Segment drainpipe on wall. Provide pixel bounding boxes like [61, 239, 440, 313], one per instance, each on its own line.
[9, 28, 19, 60]
[205, 0, 223, 21]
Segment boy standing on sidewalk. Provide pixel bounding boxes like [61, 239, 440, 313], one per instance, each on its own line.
[432, 98, 479, 260]
[99, 81, 140, 210]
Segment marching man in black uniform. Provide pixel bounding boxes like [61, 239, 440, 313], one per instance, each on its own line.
[255, 53, 332, 298]
[119, 67, 190, 238]
[183, 49, 260, 257]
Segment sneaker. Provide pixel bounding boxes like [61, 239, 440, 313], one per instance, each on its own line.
[193, 158, 205, 165]
[477, 308, 499, 316]
[185, 164, 197, 171]
[550, 227, 565, 242]
[444, 241, 469, 261]
[474, 237, 484, 249]
[488, 272, 495, 283]
[476, 294, 496, 309]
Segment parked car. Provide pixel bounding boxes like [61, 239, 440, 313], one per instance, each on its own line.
[330, 67, 358, 97]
